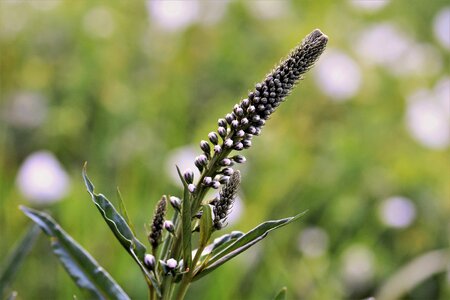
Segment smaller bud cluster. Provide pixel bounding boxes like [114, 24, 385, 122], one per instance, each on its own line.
[210, 171, 241, 230]
[148, 196, 167, 251]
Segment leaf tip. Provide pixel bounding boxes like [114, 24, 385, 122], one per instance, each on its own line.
[82, 163, 95, 194]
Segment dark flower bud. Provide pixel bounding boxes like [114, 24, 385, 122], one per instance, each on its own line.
[183, 169, 194, 184]
[169, 196, 181, 211]
[231, 120, 239, 129]
[196, 155, 208, 166]
[218, 118, 227, 127]
[160, 258, 178, 275]
[234, 107, 244, 117]
[220, 158, 232, 166]
[211, 181, 221, 189]
[188, 184, 196, 193]
[224, 138, 233, 148]
[234, 142, 244, 151]
[252, 115, 260, 122]
[164, 220, 175, 234]
[232, 155, 246, 163]
[242, 139, 252, 148]
[219, 175, 230, 184]
[214, 145, 222, 154]
[254, 128, 261, 135]
[218, 126, 227, 137]
[144, 254, 156, 270]
[247, 105, 256, 114]
[225, 113, 235, 124]
[222, 167, 234, 176]
[240, 118, 249, 126]
[203, 176, 212, 186]
[166, 258, 178, 270]
[208, 132, 219, 144]
[236, 130, 245, 138]
[200, 140, 211, 154]
[241, 98, 250, 108]
[247, 126, 256, 134]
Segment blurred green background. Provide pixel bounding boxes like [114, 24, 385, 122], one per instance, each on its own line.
[1, 0, 449, 299]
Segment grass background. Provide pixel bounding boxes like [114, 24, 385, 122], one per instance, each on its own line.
[1, 1, 449, 299]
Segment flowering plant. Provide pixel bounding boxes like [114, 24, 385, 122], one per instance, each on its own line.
[20, 29, 327, 300]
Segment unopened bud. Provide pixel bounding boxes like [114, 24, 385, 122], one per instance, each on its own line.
[208, 132, 219, 144]
[200, 140, 211, 154]
[188, 184, 196, 193]
[164, 220, 175, 234]
[166, 258, 178, 270]
[232, 155, 246, 163]
[183, 169, 194, 184]
[144, 254, 156, 270]
[169, 196, 181, 211]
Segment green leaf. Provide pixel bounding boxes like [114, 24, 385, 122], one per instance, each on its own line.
[116, 187, 136, 236]
[176, 165, 192, 269]
[0, 224, 40, 298]
[82, 165, 161, 296]
[192, 231, 243, 269]
[198, 205, 213, 249]
[273, 287, 287, 300]
[194, 212, 306, 280]
[82, 165, 146, 260]
[20, 206, 130, 300]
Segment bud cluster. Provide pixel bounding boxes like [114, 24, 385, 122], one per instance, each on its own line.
[192, 29, 328, 194]
[148, 196, 167, 251]
[211, 171, 241, 230]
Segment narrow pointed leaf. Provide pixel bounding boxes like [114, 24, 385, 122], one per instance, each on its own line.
[116, 187, 136, 236]
[193, 231, 244, 270]
[20, 206, 129, 300]
[198, 204, 213, 248]
[82, 165, 146, 261]
[194, 212, 306, 280]
[0, 224, 40, 298]
[176, 165, 192, 269]
[82, 165, 161, 296]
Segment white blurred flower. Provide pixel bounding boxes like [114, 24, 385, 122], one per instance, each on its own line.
[30, 0, 60, 11]
[83, 6, 115, 38]
[356, 23, 441, 76]
[433, 7, 450, 50]
[246, 0, 290, 20]
[16, 151, 70, 204]
[199, 1, 229, 25]
[147, 0, 200, 32]
[0, 6, 29, 39]
[166, 145, 200, 186]
[2, 92, 48, 128]
[298, 226, 329, 258]
[406, 84, 450, 149]
[341, 244, 375, 287]
[314, 49, 362, 101]
[434, 77, 450, 119]
[349, 0, 390, 12]
[379, 196, 417, 229]
[356, 23, 411, 66]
